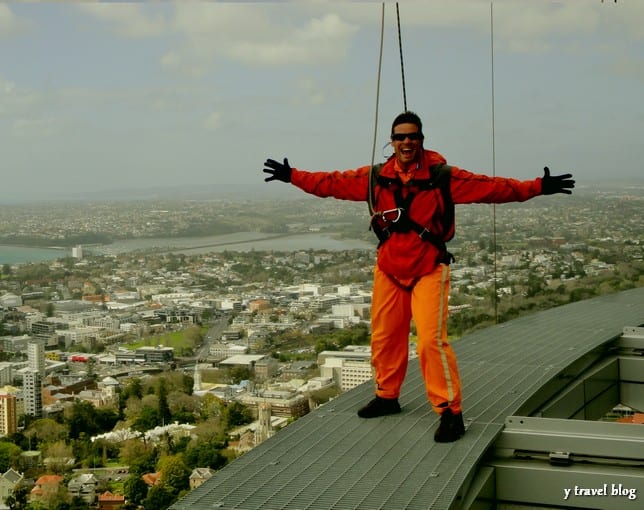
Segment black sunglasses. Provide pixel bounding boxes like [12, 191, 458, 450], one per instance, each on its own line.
[391, 132, 423, 142]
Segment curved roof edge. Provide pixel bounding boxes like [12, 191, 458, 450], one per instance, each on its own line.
[171, 287, 644, 510]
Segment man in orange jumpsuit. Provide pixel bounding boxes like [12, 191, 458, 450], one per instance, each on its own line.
[263, 111, 574, 442]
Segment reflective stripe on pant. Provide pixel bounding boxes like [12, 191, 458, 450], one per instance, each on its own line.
[371, 264, 462, 413]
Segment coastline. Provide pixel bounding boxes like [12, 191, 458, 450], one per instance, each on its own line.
[0, 243, 68, 250]
[92, 231, 374, 256]
[0, 244, 71, 265]
[2, 231, 374, 264]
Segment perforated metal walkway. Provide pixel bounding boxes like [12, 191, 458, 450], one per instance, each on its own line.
[170, 287, 644, 510]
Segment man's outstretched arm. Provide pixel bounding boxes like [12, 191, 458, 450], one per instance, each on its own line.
[450, 165, 575, 204]
[262, 156, 370, 201]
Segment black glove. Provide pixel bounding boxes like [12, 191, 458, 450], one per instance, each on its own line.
[263, 158, 292, 183]
[541, 166, 575, 195]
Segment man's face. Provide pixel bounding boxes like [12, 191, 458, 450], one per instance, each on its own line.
[391, 122, 423, 168]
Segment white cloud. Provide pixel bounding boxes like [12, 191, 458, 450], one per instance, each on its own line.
[294, 77, 326, 106]
[0, 77, 210, 140]
[322, 1, 636, 55]
[12, 116, 56, 137]
[76, 3, 359, 76]
[492, 2, 600, 54]
[167, 5, 359, 75]
[234, 13, 358, 66]
[0, 78, 63, 138]
[70, 1, 644, 67]
[76, 3, 168, 38]
[204, 111, 222, 130]
[612, 55, 644, 83]
[0, 4, 31, 38]
[0, 75, 40, 115]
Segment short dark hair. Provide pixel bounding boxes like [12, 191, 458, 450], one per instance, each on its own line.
[391, 111, 423, 137]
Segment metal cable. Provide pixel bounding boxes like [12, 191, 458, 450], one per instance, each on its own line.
[490, 2, 499, 323]
[396, 3, 408, 111]
[369, 3, 386, 215]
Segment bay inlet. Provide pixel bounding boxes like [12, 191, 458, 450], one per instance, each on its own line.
[1, 232, 374, 265]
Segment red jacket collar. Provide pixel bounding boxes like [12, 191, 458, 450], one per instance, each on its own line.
[379, 150, 447, 179]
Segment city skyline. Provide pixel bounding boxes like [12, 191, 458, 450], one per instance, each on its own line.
[2, 1, 643, 203]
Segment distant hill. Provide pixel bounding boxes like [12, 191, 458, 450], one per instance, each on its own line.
[2, 177, 644, 205]
[0, 181, 304, 204]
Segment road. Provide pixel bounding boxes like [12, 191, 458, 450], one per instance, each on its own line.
[195, 313, 231, 361]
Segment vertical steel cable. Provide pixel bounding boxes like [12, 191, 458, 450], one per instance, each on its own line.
[396, 3, 408, 111]
[369, 3, 386, 215]
[490, 2, 499, 323]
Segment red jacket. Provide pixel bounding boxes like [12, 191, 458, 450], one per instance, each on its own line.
[291, 149, 542, 280]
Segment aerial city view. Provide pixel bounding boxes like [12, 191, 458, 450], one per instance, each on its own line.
[1, 2, 642, 510]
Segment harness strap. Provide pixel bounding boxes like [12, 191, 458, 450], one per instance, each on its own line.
[368, 162, 455, 264]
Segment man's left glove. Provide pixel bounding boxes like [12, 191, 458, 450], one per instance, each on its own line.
[263, 158, 292, 183]
[541, 166, 575, 195]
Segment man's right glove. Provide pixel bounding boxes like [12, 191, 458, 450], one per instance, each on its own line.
[541, 166, 575, 195]
[263, 158, 292, 183]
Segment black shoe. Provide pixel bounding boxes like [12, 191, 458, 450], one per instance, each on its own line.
[434, 408, 465, 443]
[357, 396, 401, 418]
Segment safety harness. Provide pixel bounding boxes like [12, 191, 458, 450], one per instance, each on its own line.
[368, 162, 455, 264]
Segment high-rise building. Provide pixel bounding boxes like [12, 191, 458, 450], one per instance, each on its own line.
[72, 245, 83, 259]
[27, 340, 46, 377]
[0, 394, 17, 436]
[22, 370, 42, 418]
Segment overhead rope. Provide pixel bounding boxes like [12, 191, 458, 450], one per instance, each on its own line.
[395, 3, 408, 111]
[369, 2, 407, 213]
[490, 2, 499, 323]
[370, 1, 405, 175]
[369, 2, 407, 173]
[369, 2, 386, 176]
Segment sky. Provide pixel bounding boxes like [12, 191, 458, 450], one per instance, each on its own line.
[1, 1, 643, 202]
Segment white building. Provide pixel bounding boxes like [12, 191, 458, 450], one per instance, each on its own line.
[225, 300, 243, 312]
[298, 377, 335, 393]
[0, 293, 22, 307]
[22, 370, 42, 418]
[56, 326, 102, 348]
[331, 304, 356, 318]
[71, 245, 83, 259]
[218, 354, 267, 371]
[144, 422, 196, 444]
[150, 292, 196, 305]
[27, 340, 46, 377]
[0, 468, 23, 504]
[320, 358, 373, 392]
[318, 349, 373, 392]
[209, 343, 248, 361]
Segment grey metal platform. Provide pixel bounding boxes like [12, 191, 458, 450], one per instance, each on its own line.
[170, 287, 644, 510]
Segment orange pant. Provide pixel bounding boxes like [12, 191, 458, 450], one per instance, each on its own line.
[370, 264, 462, 414]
